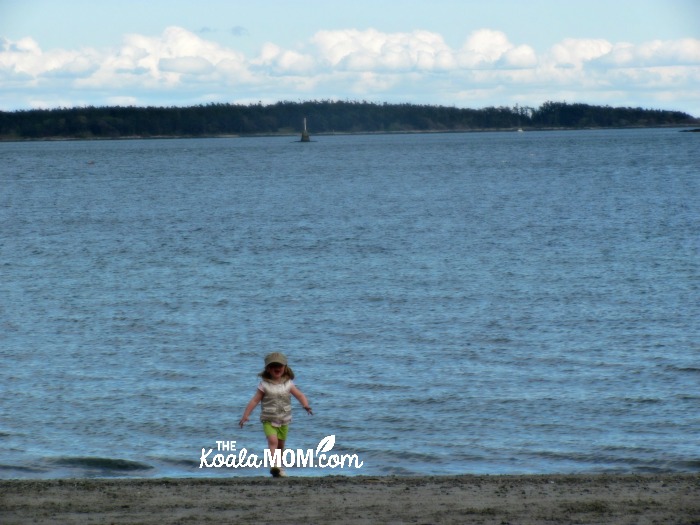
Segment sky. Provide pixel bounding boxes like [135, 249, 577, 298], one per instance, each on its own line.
[1, 0, 699, 115]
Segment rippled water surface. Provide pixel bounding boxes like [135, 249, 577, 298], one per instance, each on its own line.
[1, 129, 699, 478]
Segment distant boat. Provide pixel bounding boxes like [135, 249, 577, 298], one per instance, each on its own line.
[300, 117, 310, 142]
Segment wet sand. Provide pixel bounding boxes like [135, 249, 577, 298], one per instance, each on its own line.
[1, 474, 698, 524]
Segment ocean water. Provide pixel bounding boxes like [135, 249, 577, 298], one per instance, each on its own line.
[1, 129, 699, 479]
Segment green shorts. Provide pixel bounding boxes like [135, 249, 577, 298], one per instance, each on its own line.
[262, 422, 289, 441]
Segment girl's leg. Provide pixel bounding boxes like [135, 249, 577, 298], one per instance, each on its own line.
[266, 434, 280, 466]
[274, 438, 286, 476]
[267, 434, 284, 477]
[277, 437, 287, 477]
[276, 425, 288, 455]
[263, 424, 288, 477]
[266, 434, 279, 451]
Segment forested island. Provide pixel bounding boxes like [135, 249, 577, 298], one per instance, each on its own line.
[0, 100, 697, 140]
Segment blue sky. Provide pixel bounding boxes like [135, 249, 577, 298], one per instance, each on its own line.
[1, 0, 699, 114]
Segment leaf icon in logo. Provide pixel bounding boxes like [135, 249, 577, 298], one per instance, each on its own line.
[316, 435, 335, 455]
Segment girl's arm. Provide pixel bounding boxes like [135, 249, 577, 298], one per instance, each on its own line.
[239, 389, 264, 427]
[290, 385, 313, 415]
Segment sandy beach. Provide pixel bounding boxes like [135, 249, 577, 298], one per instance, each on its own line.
[1, 473, 698, 524]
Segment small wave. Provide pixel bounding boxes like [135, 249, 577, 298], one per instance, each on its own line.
[675, 393, 700, 401]
[0, 463, 48, 474]
[527, 449, 700, 473]
[665, 365, 700, 374]
[621, 397, 662, 404]
[48, 456, 154, 472]
[157, 457, 201, 469]
[674, 459, 700, 470]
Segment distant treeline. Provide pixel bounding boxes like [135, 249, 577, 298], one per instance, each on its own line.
[1, 100, 696, 139]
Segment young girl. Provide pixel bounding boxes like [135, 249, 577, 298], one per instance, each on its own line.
[239, 352, 313, 477]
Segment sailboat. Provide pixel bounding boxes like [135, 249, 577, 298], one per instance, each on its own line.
[300, 117, 310, 142]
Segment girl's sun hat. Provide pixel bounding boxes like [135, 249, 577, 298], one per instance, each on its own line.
[265, 352, 287, 366]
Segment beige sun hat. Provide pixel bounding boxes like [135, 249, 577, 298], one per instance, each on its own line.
[264, 352, 288, 366]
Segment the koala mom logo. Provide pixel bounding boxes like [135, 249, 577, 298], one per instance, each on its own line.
[199, 435, 364, 469]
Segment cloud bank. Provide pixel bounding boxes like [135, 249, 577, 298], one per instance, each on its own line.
[1, 27, 699, 114]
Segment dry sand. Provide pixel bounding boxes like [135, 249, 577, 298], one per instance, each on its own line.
[1, 474, 699, 524]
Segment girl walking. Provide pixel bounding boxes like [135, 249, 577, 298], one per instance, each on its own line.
[239, 352, 313, 477]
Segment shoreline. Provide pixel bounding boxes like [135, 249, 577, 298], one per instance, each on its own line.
[1, 124, 698, 143]
[2, 473, 698, 524]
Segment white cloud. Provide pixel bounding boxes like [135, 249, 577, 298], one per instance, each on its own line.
[252, 43, 315, 74]
[159, 56, 215, 75]
[0, 27, 699, 115]
[547, 38, 614, 68]
[311, 28, 454, 72]
[599, 38, 700, 67]
[461, 29, 512, 64]
[307, 28, 536, 74]
[500, 45, 538, 68]
[352, 71, 404, 93]
[67, 26, 254, 91]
